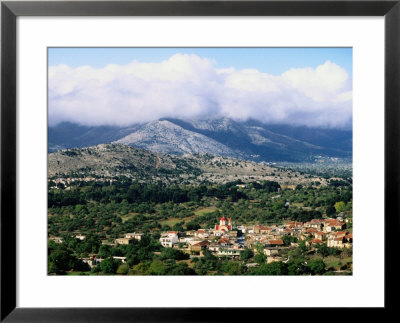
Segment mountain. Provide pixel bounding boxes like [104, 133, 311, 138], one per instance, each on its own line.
[48, 144, 331, 187]
[162, 117, 352, 162]
[48, 122, 141, 152]
[114, 120, 242, 158]
[48, 118, 352, 162]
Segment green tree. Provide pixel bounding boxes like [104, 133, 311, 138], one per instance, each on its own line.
[100, 258, 121, 274]
[257, 262, 288, 275]
[116, 263, 130, 275]
[160, 248, 189, 261]
[308, 259, 326, 275]
[48, 248, 75, 274]
[334, 201, 346, 213]
[315, 243, 329, 257]
[240, 248, 254, 261]
[147, 260, 167, 275]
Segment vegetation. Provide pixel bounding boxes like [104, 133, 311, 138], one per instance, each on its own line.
[48, 174, 352, 275]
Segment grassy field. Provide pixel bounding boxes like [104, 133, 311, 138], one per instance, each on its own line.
[194, 206, 218, 216]
[310, 254, 352, 271]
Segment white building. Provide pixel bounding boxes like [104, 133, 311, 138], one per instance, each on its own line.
[125, 232, 143, 241]
[160, 231, 179, 247]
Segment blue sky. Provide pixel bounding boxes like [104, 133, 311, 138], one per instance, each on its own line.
[48, 47, 352, 77]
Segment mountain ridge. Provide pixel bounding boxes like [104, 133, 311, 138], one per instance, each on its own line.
[48, 118, 352, 163]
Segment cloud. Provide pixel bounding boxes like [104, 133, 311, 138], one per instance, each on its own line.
[48, 54, 352, 128]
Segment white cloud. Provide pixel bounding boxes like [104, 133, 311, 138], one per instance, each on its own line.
[48, 54, 352, 128]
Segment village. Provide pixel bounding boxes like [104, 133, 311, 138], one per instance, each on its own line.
[157, 216, 352, 262]
[49, 213, 353, 272]
[78, 215, 351, 266]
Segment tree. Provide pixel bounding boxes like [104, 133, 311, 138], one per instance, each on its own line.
[100, 258, 121, 274]
[160, 248, 189, 261]
[298, 240, 308, 254]
[48, 244, 87, 274]
[326, 205, 336, 217]
[287, 257, 307, 275]
[221, 261, 241, 275]
[48, 248, 75, 274]
[240, 248, 254, 261]
[167, 262, 196, 275]
[254, 243, 267, 264]
[257, 262, 288, 275]
[282, 235, 298, 246]
[308, 259, 326, 275]
[315, 243, 329, 258]
[334, 201, 346, 213]
[147, 260, 167, 275]
[116, 263, 130, 275]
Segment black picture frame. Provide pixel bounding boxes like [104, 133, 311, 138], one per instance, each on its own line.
[1, 0, 399, 321]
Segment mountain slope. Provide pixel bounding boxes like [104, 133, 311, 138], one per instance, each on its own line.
[48, 122, 140, 152]
[48, 144, 331, 187]
[48, 118, 352, 162]
[114, 120, 242, 158]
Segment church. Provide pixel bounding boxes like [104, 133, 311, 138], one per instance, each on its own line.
[215, 216, 233, 232]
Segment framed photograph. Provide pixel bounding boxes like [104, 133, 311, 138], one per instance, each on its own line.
[1, 0, 399, 321]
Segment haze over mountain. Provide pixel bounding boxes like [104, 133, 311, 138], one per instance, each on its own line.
[48, 117, 352, 163]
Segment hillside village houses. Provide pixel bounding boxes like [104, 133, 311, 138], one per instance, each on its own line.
[60, 216, 351, 268]
[153, 216, 353, 261]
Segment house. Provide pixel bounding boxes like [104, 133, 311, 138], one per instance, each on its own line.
[323, 219, 346, 232]
[311, 238, 323, 245]
[328, 237, 345, 248]
[264, 248, 279, 256]
[75, 235, 85, 240]
[217, 248, 241, 258]
[314, 231, 326, 241]
[228, 230, 238, 238]
[115, 237, 134, 245]
[218, 237, 231, 247]
[305, 228, 318, 236]
[112, 256, 127, 263]
[125, 232, 143, 241]
[283, 228, 293, 235]
[254, 225, 271, 234]
[190, 240, 210, 254]
[265, 239, 284, 247]
[159, 232, 179, 247]
[195, 229, 209, 239]
[267, 256, 284, 263]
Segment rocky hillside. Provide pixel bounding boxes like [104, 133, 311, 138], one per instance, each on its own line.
[48, 117, 352, 163]
[48, 144, 329, 187]
[114, 120, 241, 158]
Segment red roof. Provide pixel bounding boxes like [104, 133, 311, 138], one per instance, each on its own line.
[311, 239, 323, 244]
[307, 228, 318, 233]
[193, 240, 210, 247]
[218, 238, 230, 244]
[221, 217, 227, 221]
[268, 239, 284, 245]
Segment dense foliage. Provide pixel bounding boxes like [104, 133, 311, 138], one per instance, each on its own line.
[48, 178, 352, 276]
